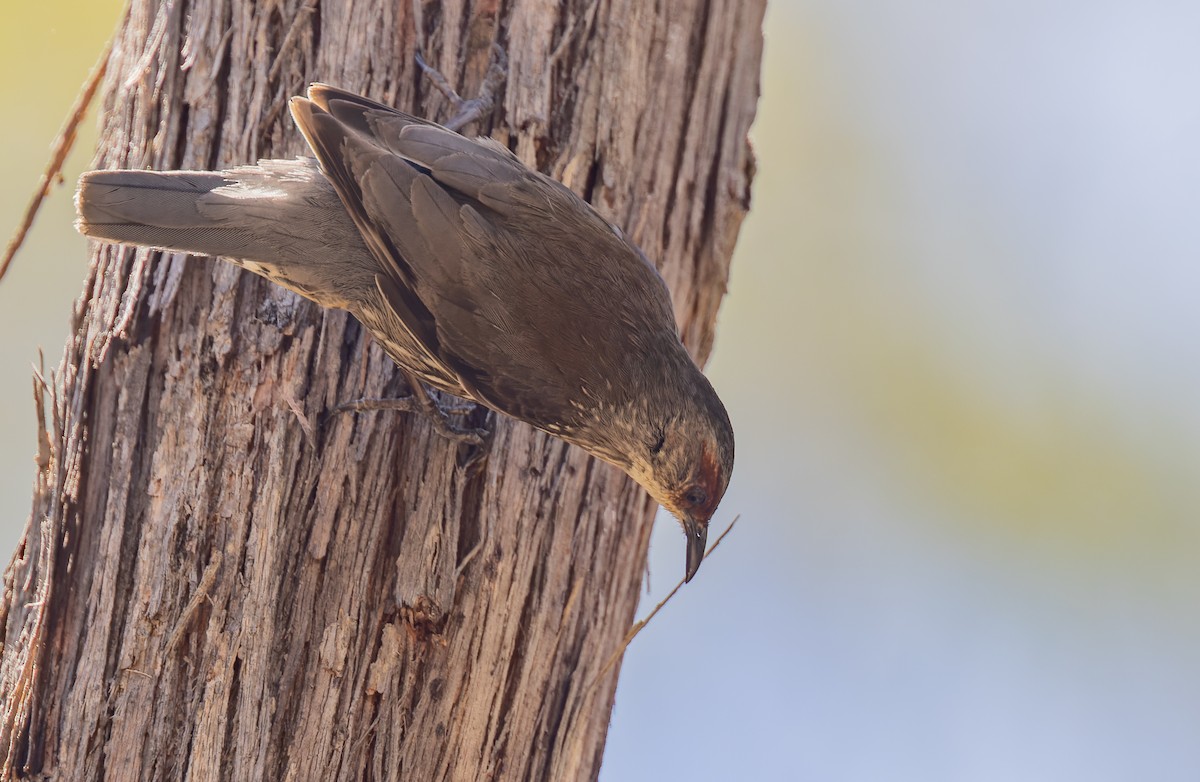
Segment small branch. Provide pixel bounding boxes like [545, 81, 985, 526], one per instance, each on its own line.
[284, 392, 316, 446]
[0, 40, 112, 284]
[268, 0, 318, 83]
[587, 515, 740, 693]
[31, 351, 53, 476]
[165, 551, 224, 658]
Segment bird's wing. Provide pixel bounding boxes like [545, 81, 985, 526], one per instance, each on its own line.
[289, 85, 646, 429]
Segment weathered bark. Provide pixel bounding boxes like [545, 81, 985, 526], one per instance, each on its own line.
[0, 0, 762, 779]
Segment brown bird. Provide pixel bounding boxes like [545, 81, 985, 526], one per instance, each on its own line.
[75, 82, 734, 582]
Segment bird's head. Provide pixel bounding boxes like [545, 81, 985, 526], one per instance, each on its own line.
[623, 370, 735, 583]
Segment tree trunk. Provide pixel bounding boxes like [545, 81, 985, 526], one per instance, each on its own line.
[0, 0, 763, 779]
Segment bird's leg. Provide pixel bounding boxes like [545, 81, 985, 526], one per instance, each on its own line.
[416, 44, 508, 132]
[401, 371, 493, 447]
[333, 370, 492, 447]
[333, 396, 474, 416]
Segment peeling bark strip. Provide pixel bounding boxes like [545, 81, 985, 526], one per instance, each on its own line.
[0, 0, 763, 779]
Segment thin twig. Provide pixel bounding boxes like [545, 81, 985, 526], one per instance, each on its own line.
[549, 0, 600, 68]
[284, 392, 316, 446]
[268, 0, 318, 83]
[32, 350, 52, 475]
[587, 515, 740, 694]
[166, 551, 224, 657]
[0, 40, 112, 284]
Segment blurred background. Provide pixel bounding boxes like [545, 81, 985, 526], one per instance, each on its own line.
[3, 1, 1199, 779]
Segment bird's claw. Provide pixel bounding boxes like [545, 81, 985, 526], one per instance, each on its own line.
[332, 380, 492, 449]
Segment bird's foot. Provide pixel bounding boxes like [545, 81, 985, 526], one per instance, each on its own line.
[416, 44, 508, 132]
[333, 377, 492, 448]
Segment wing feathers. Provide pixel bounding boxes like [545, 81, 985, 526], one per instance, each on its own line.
[287, 84, 673, 427]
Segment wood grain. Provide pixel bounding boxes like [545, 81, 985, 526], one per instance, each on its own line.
[0, 0, 764, 778]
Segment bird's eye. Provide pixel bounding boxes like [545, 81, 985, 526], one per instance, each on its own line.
[684, 486, 707, 508]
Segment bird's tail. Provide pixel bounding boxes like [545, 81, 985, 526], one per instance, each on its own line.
[75, 162, 375, 309]
[76, 169, 268, 260]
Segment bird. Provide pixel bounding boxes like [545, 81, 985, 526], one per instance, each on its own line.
[74, 80, 734, 582]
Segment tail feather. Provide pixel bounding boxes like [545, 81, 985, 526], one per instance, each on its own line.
[74, 162, 377, 309]
[77, 169, 270, 260]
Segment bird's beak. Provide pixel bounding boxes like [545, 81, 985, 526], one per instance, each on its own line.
[684, 517, 708, 583]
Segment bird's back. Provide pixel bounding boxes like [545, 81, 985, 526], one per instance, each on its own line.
[289, 85, 682, 433]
